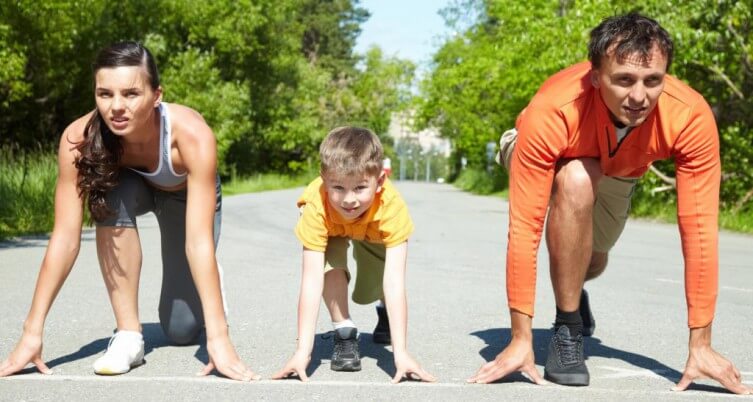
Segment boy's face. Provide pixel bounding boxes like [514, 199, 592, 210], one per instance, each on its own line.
[323, 172, 385, 221]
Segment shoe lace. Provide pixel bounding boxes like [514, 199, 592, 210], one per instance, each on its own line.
[555, 331, 582, 366]
[333, 336, 358, 359]
[105, 332, 125, 352]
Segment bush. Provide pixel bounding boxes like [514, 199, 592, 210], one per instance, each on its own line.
[452, 166, 508, 195]
[0, 147, 57, 240]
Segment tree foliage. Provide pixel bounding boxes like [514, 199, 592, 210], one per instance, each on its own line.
[0, 0, 413, 176]
[417, 0, 753, 210]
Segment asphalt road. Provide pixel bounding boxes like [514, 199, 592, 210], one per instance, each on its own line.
[1, 182, 751, 401]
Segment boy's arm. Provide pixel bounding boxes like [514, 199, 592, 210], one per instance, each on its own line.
[382, 241, 435, 383]
[272, 247, 325, 381]
[296, 248, 326, 354]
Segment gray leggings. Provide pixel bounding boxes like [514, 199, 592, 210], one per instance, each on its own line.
[96, 170, 222, 345]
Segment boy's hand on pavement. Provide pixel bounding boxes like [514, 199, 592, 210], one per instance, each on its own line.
[391, 351, 436, 383]
[271, 350, 311, 382]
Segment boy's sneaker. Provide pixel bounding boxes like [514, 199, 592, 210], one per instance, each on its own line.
[580, 289, 595, 337]
[331, 327, 361, 372]
[93, 330, 145, 375]
[544, 325, 589, 386]
[373, 306, 391, 344]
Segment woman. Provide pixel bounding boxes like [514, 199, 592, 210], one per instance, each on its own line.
[0, 42, 257, 381]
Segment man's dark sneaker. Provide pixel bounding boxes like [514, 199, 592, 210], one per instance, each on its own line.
[331, 327, 361, 372]
[580, 289, 595, 337]
[544, 325, 589, 386]
[373, 306, 391, 344]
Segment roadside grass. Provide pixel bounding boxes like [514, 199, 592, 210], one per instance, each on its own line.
[3, 157, 749, 239]
[222, 171, 317, 196]
[0, 148, 317, 240]
[0, 147, 58, 240]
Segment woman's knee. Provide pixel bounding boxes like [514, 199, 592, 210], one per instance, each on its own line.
[159, 299, 203, 345]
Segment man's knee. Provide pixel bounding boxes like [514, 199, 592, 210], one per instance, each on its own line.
[585, 252, 608, 281]
[552, 159, 602, 211]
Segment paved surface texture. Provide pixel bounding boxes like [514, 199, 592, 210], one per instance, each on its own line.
[1, 182, 751, 401]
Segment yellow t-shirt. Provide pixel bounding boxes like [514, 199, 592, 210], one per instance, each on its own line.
[295, 177, 414, 252]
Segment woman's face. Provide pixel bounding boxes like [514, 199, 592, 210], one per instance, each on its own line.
[94, 66, 162, 137]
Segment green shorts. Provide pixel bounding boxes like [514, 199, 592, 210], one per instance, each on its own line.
[496, 128, 637, 253]
[324, 237, 386, 305]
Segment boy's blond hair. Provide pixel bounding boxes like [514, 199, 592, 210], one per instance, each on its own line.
[320, 126, 384, 177]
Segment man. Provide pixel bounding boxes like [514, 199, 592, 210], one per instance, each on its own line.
[468, 12, 750, 394]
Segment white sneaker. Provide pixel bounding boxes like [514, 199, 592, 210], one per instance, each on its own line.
[93, 330, 145, 375]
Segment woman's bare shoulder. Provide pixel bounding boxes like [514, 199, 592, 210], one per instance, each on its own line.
[60, 110, 95, 144]
[166, 103, 214, 142]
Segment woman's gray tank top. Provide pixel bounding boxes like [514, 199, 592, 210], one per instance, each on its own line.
[129, 103, 187, 187]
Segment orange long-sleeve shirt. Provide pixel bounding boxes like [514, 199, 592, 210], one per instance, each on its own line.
[508, 61, 720, 328]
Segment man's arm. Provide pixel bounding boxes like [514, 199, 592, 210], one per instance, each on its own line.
[671, 100, 750, 394]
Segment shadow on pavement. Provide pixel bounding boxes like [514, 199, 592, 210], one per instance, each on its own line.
[13, 322, 204, 375]
[470, 327, 734, 393]
[471, 328, 684, 384]
[0, 230, 96, 250]
[302, 331, 394, 378]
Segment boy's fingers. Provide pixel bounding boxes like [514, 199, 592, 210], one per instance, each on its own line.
[270, 368, 290, 380]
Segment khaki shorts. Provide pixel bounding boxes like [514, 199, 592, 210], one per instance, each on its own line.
[496, 128, 636, 253]
[324, 237, 386, 304]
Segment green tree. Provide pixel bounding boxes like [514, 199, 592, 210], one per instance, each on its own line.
[418, 0, 753, 210]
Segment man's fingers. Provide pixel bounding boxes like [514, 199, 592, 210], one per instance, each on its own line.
[473, 363, 513, 384]
[714, 371, 751, 395]
[523, 365, 548, 385]
[467, 360, 500, 383]
[32, 357, 51, 375]
[672, 373, 693, 392]
[271, 366, 307, 382]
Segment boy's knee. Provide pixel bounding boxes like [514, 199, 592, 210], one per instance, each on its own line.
[585, 252, 608, 281]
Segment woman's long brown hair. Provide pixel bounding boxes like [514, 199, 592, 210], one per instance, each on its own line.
[73, 41, 160, 221]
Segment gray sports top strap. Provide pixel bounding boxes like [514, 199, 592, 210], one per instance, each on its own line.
[128, 103, 188, 187]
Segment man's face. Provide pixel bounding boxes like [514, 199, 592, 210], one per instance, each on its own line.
[591, 44, 668, 127]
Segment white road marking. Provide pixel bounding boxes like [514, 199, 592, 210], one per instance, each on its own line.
[597, 366, 669, 380]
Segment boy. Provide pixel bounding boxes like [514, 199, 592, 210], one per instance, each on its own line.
[272, 126, 435, 383]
